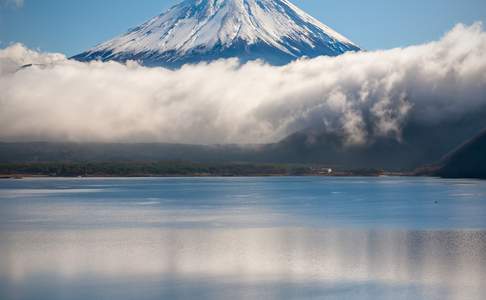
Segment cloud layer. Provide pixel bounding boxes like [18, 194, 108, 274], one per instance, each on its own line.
[1, 23, 486, 145]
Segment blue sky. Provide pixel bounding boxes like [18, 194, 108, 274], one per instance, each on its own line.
[1, 0, 486, 56]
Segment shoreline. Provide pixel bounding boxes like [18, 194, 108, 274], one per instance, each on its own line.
[0, 173, 420, 180]
[0, 161, 388, 178]
[2, 174, 482, 180]
[3, 162, 481, 180]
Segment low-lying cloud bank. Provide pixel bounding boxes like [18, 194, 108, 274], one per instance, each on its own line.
[1, 23, 486, 145]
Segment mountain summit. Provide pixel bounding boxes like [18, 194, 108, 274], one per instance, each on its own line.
[73, 0, 360, 67]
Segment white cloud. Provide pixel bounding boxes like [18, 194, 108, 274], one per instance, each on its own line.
[0, 23, 485, 145]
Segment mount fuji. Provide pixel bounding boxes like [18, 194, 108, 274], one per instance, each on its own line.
[73, 0, 360, 67]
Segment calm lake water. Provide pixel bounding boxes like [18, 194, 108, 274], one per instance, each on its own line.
[0, 177, 486, 300]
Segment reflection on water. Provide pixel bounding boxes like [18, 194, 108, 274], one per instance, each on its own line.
[1, 228, 485, 300]
[1, 177, 486, 300]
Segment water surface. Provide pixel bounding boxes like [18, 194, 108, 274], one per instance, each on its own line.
[0, 177, 485, 300]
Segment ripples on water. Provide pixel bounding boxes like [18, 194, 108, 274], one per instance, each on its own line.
[0, 177, 485, 300]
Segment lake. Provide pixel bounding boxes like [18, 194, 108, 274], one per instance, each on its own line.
[0, 177, 485, 300]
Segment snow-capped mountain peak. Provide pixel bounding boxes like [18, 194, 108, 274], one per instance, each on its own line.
[73, 0, 360, 67]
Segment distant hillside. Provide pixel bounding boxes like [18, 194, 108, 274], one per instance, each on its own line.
[434, 130, 486, 179]
[2, 112, 486, 171]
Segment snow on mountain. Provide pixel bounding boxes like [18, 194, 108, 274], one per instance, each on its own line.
[73, 0, 360, 67]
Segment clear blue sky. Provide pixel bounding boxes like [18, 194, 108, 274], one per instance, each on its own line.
[1, 0, 486, 56]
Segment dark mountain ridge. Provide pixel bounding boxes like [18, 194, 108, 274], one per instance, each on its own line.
[433, 129, 486, 179]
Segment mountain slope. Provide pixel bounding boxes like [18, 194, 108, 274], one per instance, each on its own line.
[434, 129, 486, 179]
[73, 0, 360, 67]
